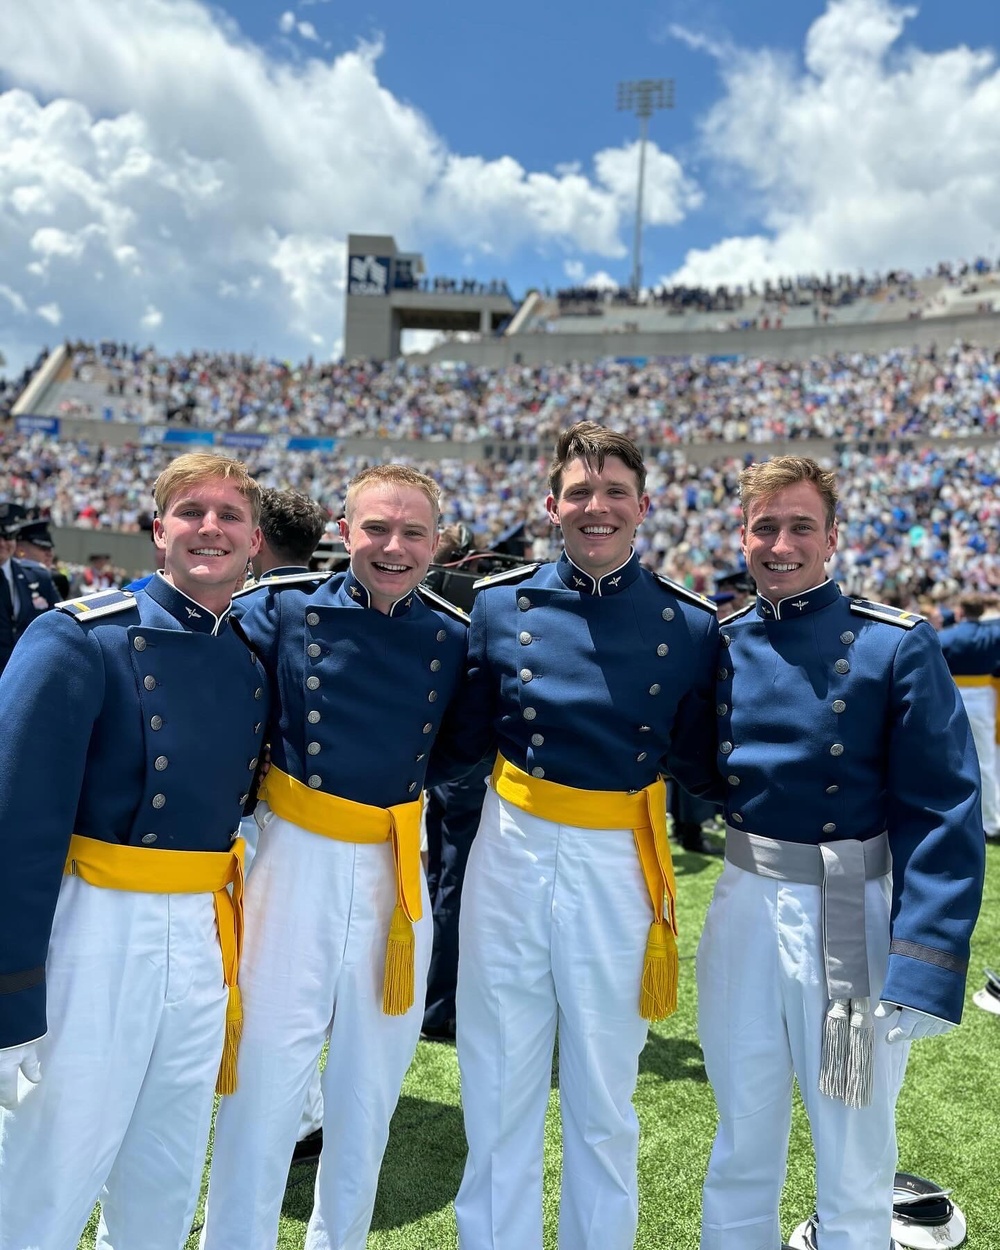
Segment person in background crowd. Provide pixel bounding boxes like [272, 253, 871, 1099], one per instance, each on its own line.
[250, 486, 329, 582]
[201, 465, 470, 1250]
[13, 516, 70, 599]
[938, 593, 1000, 842]
[231, 485, 331, 1165]
[699, 455, 985, 1250]
[0, 453, 268, 1250]
[0, 502, 58, 676]
[451, 421, 719, 1250]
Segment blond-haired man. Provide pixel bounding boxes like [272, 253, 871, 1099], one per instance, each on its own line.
[0, 452, 268, 1250]
[202, 464, 470, 1250]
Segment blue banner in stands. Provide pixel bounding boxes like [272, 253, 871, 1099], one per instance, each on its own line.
[220, 432, 270, 450]
[159, 428, 215, 445]
[15, 415, 59, 435]
[286, 437, 338, 452]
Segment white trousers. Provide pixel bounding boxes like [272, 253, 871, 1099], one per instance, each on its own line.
[455, 787, 651, 1250]
[958, 685, 999, 834]
[200, 813, 431, 1250]
[0, 877, 227, 1250]
[697, 863, 909, 1250]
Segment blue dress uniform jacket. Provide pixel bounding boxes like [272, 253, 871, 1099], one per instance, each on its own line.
[938, 618, 1000, 676]
[462, 551, 719, 794]
[236, 568, 468, 807]
[716, 580, 985, 1022]
[0, 557, 58, 673]
[0, 573, 269, 1049]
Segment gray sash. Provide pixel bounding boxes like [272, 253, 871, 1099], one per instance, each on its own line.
[724, 825, 891, 1107]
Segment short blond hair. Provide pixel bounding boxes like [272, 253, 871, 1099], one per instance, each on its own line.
[344, 464, 440, 524]
[153, 453, 262, 525]
[739, 456, 838, 528]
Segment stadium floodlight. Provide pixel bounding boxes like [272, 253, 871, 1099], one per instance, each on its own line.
[616, 78, 675, 297]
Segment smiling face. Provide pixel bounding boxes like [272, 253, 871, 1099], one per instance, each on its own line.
[741, 480, 838, 603]
[153, 479, 261, 615]
[339, 483, 439, 614]
[546, 454, 649, 579]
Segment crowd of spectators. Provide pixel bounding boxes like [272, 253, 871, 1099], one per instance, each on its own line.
[1, 429, 996, 607]
[555, 255, 999, 316]
[51, 341, 1000, 444]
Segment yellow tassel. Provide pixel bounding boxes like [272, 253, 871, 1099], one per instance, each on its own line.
[382, 904, 415, 1016]
[215, 985, 243, 1096]
[639, 920, 678, 1021]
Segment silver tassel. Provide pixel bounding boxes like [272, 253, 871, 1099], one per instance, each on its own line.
[819, 998, 850, 1100]
[845, 996, 875, 1108]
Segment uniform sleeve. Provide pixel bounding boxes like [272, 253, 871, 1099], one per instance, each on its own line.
[233, 588, 283, 673]
[881, 622, 985, 1022]
[34, 567, 59, 610]
[662, 610, 723, 802]
[426, 593, 499, 788]
[0, 612, 106, 1047]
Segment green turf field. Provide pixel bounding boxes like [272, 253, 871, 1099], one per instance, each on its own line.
[81, 842, 999, 1249]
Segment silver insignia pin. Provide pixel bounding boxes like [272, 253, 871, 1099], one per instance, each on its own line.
[791, 599, 809, 611]
[185, 606, 201, 618]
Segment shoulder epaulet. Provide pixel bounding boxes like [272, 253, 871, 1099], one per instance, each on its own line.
[848, 599, 924, 630]
[719, 602, 756, 626]
[232, 571, 331, 598]
[652, 572, 717, 614]
[472, 562, 542, 591]
[57, 588, 138, 622]
[416, 584, 471, 625]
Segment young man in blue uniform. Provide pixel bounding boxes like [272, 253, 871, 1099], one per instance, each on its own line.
[698, 456, 985, 1250]
[201, 465, 470, 1250]
[938, 593, 1000, 840]
[453, 422, 719, 1250]
[0, 452, 268, 1250]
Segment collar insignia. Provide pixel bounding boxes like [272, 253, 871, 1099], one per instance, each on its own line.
[791, 599, 809, 611]
[607, 575, 621, 587]
[349, 585, 361, 599]
[185, 605, 202, 619]
[573, 576, 586, 588]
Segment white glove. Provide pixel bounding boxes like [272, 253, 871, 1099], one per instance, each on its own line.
[874, 1001, 956, 1045]
[0, 1040, 43, 1109]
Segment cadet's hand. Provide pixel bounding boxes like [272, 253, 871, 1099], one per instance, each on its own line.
[0, 1040, 43, 1108]
[875, 1001, 956, 1045]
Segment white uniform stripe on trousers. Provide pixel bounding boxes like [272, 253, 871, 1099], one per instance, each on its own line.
[697, 861, 909, 1250]
[0, 877, 227, 1250]
[200, 814, 431, 1250]
[455, 786, 651, 1250]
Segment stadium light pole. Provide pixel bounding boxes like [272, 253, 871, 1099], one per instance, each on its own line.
[616, 78, 674, 297]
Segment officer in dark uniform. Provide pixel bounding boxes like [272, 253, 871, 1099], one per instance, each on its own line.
[451, 422, 719, 1250]
[202, 464, 470, 1250]
[0, 502, 58, 675]
[14, 516, 70, 599]
[698, 456, 985, 1250]
[0, 453, 268, 1250]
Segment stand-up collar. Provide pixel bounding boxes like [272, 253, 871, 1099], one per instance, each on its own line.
[147, 571, 231, 635]
[341, 568, 417, 618]
[755, 579, 840, 621]
[259, 564, 309, 580]
[556, 549, 640, 597]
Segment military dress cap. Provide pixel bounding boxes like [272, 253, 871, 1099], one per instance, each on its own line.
[972, 967, 1000, 1016]
[714, 567, 756, 595]
[891, 1173, 967, 1249]
[15, 519, 55, 550]
[0, 502, 27, 537]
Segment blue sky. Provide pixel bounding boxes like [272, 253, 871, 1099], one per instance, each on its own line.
[0, 0, 998, 368]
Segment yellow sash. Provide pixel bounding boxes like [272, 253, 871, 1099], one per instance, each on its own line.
[491, 755, 679, 1021]
[995, 678, 1000, 745]
[954, 675, 994, 688]
[64, 834, 245, 1095]
[257, 765, 423, 1015]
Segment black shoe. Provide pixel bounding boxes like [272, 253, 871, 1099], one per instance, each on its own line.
[420, 1018, 456, 1043]
[291, 1128, 323, 1164]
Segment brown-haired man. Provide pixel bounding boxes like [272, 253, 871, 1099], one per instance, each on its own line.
[699, 454, 984, 1250]
[452, 421, 719, 1250]
[0, 452, 268, 1250]
[201, 464, 470, 1250]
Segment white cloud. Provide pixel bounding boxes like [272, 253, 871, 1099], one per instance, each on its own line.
[140, 302, 162, 329]
[36, 302, 62, 325]
[0, 0, 701, 367]
[667, 0, 1000, 287]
